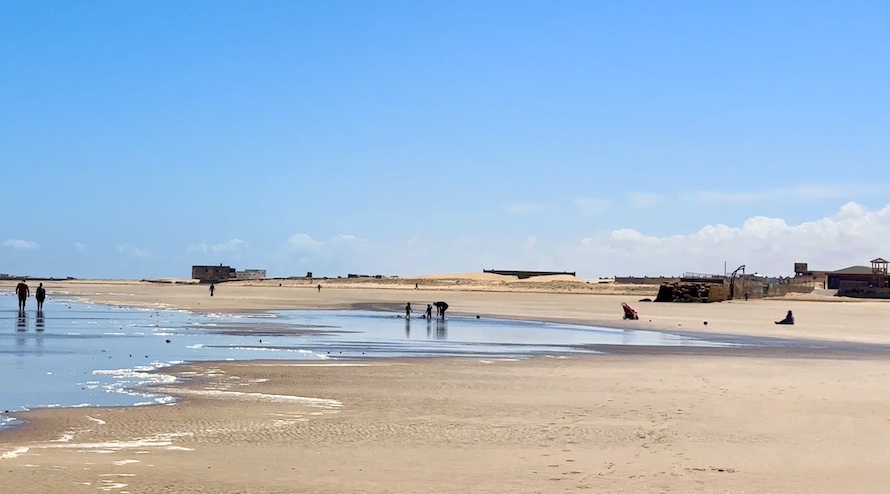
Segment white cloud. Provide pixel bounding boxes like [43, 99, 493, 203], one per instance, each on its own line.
[626, 192, 663, 208]
[682, 183, 885, 205]
[573, 197, 610, 216]
[188, 239, 246, 253]
[287, 233, 323, 250]
[505, 202, 546, 214]
[117, 244, 151, 260]
[572, 201, 890, 276]
[74, 242, 87, 252]
[3, 239, 38, 250]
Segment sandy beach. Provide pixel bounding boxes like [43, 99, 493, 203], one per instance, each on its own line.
[2, 278, 890, 493]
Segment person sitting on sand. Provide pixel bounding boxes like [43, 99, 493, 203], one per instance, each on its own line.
[775, 310, 794, 325]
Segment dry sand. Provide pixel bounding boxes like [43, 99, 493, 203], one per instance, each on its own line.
[2, 278, 890, 493]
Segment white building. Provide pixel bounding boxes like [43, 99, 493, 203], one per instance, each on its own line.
[235, 269, 266, 280]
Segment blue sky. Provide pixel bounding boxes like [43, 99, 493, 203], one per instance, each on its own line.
[2, 1, 890, 279]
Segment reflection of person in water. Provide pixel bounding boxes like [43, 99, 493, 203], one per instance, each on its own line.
[434, 301, 448, 319]
[435, 318, 447, 339]
[775, 310, 795, 325]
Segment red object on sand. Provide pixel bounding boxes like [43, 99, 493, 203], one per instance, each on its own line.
[621, 303, 639, 320]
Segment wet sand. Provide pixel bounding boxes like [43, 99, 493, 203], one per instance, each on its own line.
[2, 279, 890, 492]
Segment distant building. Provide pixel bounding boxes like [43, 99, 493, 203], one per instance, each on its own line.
[483, 269, 576, 279]
[192, 265, 236, 283]
[795, 259, 890, 290]
[235, 269, 266, 281]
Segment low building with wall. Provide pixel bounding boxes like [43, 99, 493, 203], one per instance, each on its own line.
[235, 269, 266, 281]
[192, 265, 236, 283]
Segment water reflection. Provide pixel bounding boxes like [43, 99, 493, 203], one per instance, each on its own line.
[435, 319, 447, 340]
[404, 318, 411, 338]
[16, 311, 27, 331]
[36, 312, 45, 332]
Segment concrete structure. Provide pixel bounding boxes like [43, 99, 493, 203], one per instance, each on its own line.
[483, 269, 576, 279]
[235, 269, 266, 281]
[793, 262, 828, 288]
[192, 265, 236, 283]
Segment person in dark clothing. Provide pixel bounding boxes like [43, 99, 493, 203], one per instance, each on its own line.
[317, 284, 322, 292]
[775, 310, 794, 325]
[209, 283, 215, 297]
[434, 301, 448, 319]
[405, 302, 412, 318]
[15, 280, 29, 311]
[35, 283, 47, 311]
[425, 304, 433, 320]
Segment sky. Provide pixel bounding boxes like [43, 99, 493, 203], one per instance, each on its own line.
[2, 1, 890, 279]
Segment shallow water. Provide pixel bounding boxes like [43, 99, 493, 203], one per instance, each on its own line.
[0, 294, 725, 427]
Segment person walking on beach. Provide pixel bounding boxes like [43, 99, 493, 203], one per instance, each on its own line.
[209, 283, 215, 297]
[35, 283, 47, 311]
[317, 284, 322, 292]
[15, 279, 29, 311]
[425, 304, 433, 320]
[405, 302, 412, 318]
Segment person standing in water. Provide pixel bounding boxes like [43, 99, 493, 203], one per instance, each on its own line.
[15, 279, 29, 311]
[209, 283, 215, 297]
[35, 283, 47, 311]
[434, 301, 448, 319]
[425, 304, 433, 320]
[405, 302, 412, 318]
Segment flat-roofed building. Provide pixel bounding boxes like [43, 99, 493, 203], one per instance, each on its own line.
[192, 265, 236, 283]
[235, 269, 266, 280]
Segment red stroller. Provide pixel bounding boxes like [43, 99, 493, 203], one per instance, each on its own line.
[621, 303, 639, 320]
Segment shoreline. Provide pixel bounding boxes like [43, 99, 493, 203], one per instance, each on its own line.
[3, 280, 890, 492]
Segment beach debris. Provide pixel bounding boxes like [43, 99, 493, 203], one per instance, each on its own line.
[703, 321, 708, 325]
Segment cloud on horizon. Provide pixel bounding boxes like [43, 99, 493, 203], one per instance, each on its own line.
[117, 244, 151, 260]
[2, 239, 38, 251]
[187, 239, 247, 254]
[569, 201, 890, 276]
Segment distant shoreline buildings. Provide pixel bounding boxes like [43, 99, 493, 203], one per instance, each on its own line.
[191, 265, 266, 283]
